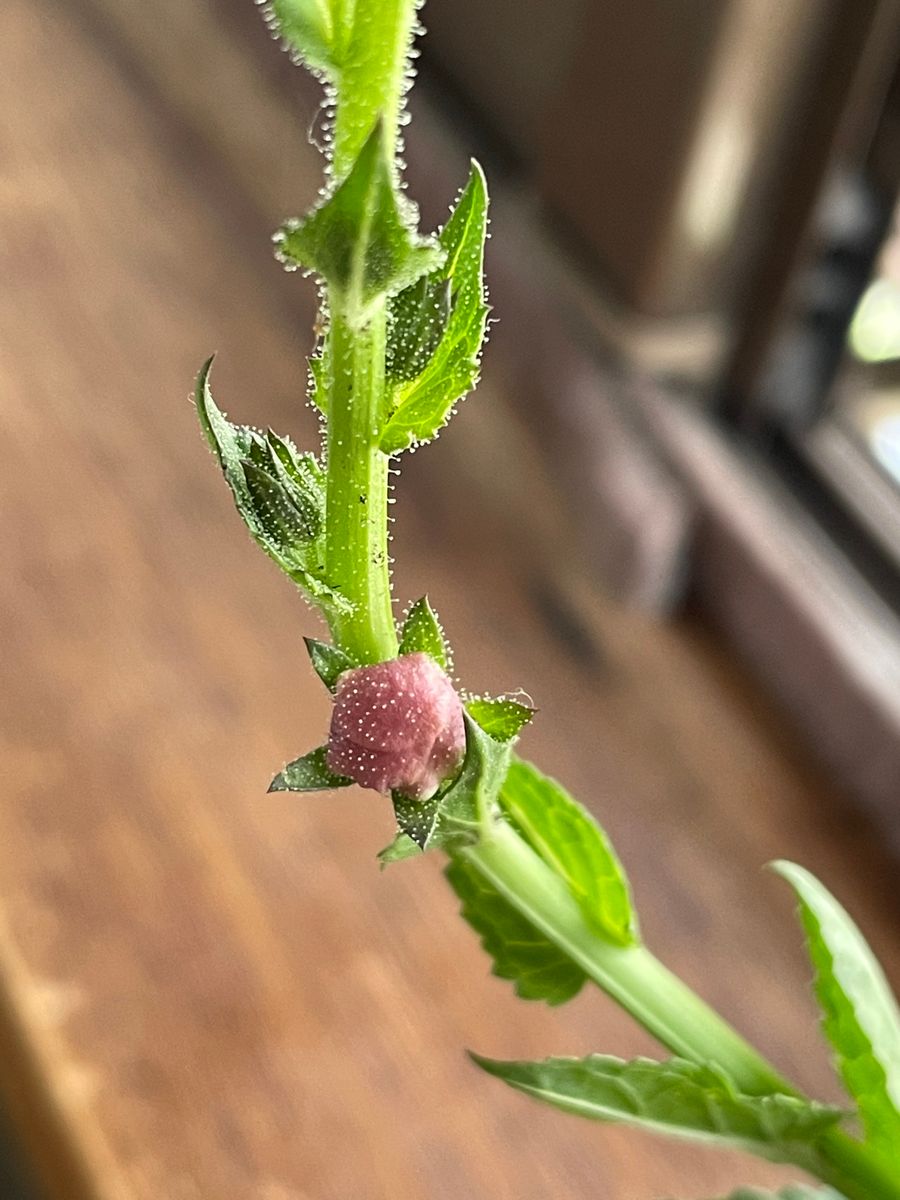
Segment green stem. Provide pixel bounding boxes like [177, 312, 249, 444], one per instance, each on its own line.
[463, 820, 900, 1200]
[331, 0, 418, 179]
[321, 0, 417, 662]
[325, 304, 398, 664]
[464, 819, 786, 1094]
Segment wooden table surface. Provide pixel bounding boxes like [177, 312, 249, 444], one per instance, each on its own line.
[1, 1, 898, 1197]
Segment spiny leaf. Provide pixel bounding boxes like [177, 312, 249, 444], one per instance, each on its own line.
[380, 161, 489, 454]
[275, 121, 442, 322]
[446, 856, 586, 1005]
[398, 596, 450, 668]
[268, 746, 353, 793]
[773, 860, 900, 1158]
[304, 637, 355, 691]
[466, 697, 534, 743]
[471, 1054, 843, 1164]
[500, 759, 638, 947]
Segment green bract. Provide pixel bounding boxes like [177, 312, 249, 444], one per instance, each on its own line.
[398, 596, 450, 668]
[269, 746, 352, 793]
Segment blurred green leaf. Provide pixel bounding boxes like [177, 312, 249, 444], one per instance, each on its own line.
[380, 162, 489, 454]
[500, 759, 638, 947]
[446, 856, 586, 1005]
[377, 830, 422, 865]
[471, 1054, 842, 1164]
[773, 861, 900, 1158]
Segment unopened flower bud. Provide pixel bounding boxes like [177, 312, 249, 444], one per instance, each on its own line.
[326, 652, 465, 799]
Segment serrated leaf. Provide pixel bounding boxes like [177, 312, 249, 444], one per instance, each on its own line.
[195, 358, 349, 617]
[398, 596, 449, 668]
[773, 860, 900, 1157]
[304, 637, 355, 690]
[466, 697, 534, 743]
[500, 759, 638, 947]
[380, 162, 489, 454]
[268, 746, 353, 793]
[275, 121, 442, 322]
[446, 856, 586, 1005]
[471, 1054, 842, 1164]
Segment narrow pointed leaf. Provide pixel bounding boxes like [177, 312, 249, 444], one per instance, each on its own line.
[269, 746, 353, 793]
[466, 697, 534, 743]
[446, 856, 586, 1005]
[398, 596, 449, 668]
[773, 860, 900, 1155]
[275, 122, 442, 320]
[500, 759, 638, 947]
[381, 162, 489, 453]
[471, 1054, 842, 1163]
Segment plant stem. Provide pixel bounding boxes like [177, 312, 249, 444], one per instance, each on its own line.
[331, 0, 419, 179]
[464, 818, 786, 1094]
[322, 0, 418, 662]
[325, 304, 398, 664]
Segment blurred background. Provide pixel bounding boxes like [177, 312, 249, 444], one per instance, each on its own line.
[2, 0, 899, 1197]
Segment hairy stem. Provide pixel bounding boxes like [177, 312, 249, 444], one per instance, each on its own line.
[325, 306, 397, 663]
[331, 0, 419, 179]
[322, 0, 418, 662]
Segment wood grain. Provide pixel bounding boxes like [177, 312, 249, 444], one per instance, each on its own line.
[0, 1, 897, 1197]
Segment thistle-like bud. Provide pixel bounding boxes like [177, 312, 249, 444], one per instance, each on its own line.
[326, 653, 465, 799]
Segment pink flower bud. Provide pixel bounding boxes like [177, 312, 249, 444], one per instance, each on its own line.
[326, 652, 465, 799]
